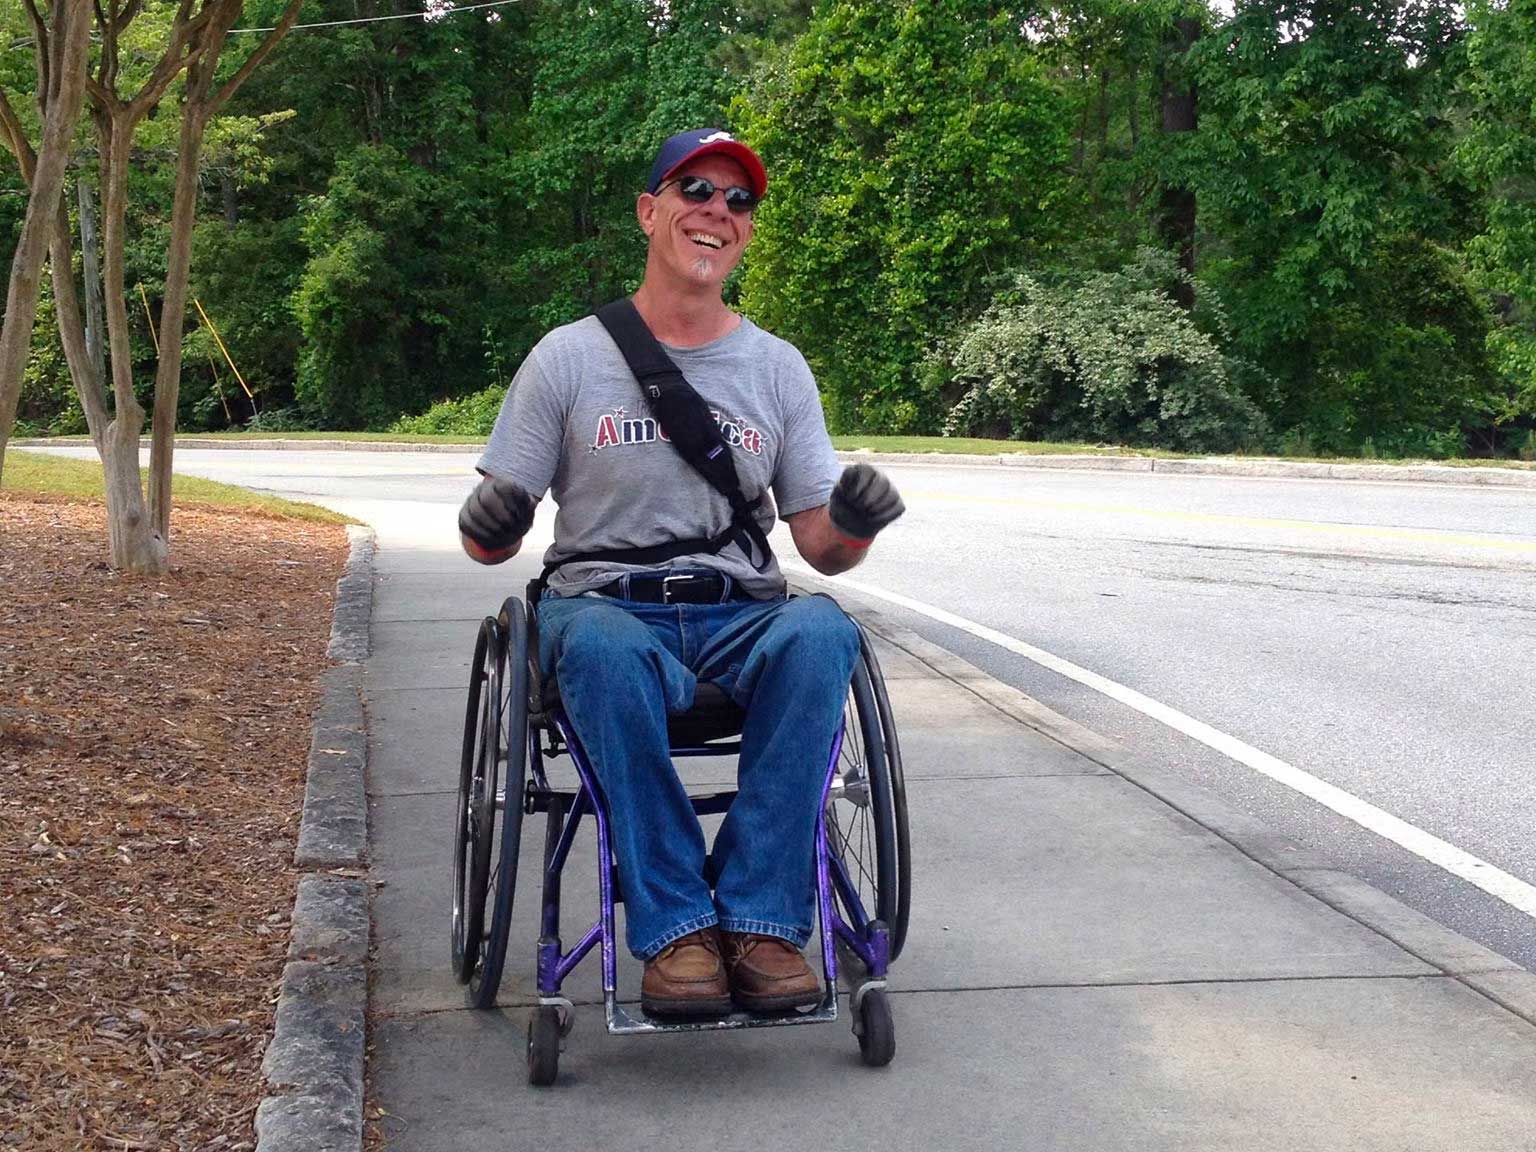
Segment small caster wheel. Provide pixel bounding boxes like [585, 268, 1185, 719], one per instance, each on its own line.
[527, 1005, 562, 1086]
[855, 988, 895, 1067]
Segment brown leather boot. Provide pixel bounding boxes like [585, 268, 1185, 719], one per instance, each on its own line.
[640, 928, 732, 1018]
[721, 931, 822, 1013]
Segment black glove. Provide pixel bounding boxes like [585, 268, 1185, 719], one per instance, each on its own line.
[458, 474, 535, 552]
[828, 463, 905, 541]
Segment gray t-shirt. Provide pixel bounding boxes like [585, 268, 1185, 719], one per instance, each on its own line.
[476, 314, 840, 598]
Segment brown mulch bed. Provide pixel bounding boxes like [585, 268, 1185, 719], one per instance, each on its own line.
[0, 494, 350, 1150]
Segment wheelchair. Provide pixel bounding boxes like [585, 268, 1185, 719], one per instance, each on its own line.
[449, 583, 911, 1085]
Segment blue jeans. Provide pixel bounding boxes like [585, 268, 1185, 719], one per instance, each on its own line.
[536, 580, 860, 959]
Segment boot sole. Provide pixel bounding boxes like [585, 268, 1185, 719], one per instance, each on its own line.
[640, 994, 734, 1019]
[731, 987, 823, 1014]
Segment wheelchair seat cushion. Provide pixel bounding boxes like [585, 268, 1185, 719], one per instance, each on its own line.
[540, 675, 746, 745]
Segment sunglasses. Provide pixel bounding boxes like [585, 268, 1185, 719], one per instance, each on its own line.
[656, 175, 759, 215]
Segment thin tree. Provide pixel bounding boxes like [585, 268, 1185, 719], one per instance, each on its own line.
[0, 0, 92, 483]
[2, 0, 302, 570]
[148, 0, 304, 543]
[1157, 7, 1202, 309]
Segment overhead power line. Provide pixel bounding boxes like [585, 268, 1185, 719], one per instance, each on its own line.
[230, 0, 522, 34]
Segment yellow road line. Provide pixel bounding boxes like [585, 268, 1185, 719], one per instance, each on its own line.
[908, 491, 1536, 553]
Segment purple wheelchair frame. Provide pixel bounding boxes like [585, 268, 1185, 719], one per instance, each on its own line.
[524, 692, 892, 1036]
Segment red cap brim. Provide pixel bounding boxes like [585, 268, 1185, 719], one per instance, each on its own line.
[659, 140, 767, 199]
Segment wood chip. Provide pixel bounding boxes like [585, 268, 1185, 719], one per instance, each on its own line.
[0, 495, 349, 1147]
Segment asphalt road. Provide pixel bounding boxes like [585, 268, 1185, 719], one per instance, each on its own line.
[34, 445, 1536, 970]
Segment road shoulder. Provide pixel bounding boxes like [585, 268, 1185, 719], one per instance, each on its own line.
[807, 573, 1536, 1027]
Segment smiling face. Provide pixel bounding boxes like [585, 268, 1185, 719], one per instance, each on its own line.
[637, 153, 756, 293]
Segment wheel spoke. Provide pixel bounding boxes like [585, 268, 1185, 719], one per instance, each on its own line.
[827, 657, 902, 940]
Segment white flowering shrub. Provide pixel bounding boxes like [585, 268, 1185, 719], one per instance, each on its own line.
[943, 250, 1268, 452]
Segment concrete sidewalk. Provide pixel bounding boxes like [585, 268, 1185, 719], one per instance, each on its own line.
[361, 522, 1536, 1152]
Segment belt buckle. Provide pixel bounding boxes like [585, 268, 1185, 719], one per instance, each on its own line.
[661, 575, 690, 604]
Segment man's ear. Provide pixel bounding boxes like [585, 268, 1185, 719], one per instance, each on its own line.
[636, 193, 656, 238]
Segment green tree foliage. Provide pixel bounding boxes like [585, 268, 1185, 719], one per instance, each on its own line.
[737, 0, 1074, 433]
[8, 0, 1533, 458]
[1026, 2, 1175, 265]
[1181, 0, 1481, 446]
[499, 0, 721, 337]
[1457, 0, 1536, 437]
[293, 145, 434, 426]
[943, 248, 1267, 451]
[255, 0, 536, 427]
[1304, 235, 1495, 456]
[268, 0, 749, 428]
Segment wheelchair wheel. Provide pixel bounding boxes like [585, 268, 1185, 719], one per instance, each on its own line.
[861, 630, 911, 961]
[527, 1005, 561, 1086]
[856, 988, 896, 1067]
[826, 626, 911, 963]
[466, 598, 530, 1009]
[451, 617, 501, 984]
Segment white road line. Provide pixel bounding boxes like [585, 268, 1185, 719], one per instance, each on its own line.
[793, 563, 1536, 920]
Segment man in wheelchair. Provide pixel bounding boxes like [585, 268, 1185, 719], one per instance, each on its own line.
[456, 129, 904, 1019]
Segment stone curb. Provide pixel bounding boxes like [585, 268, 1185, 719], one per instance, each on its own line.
[328, 526, 375, 664]
[796, 576, 1536, 1030]
[255, 529, 376, 1152]
[294, 667, 368, 871]
[19, 437, 1534, 488]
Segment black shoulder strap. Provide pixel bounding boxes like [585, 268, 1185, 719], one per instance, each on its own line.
[535, 300, 774, 591]
[594, 300, 759, 515]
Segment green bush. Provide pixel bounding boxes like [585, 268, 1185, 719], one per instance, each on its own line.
[942, 250, 1267, 453]
[243, 406, 311, 433]
[1290, 236, 1497, 458]
[390, 385, 504, 436]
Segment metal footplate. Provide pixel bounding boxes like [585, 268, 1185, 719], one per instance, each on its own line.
[605, 985, 838, 1035]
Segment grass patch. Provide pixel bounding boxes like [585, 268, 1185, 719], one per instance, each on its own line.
[17, 430, 1190, 454]
[18, 430, 1535, 469]
[189, 429, 485, 445]
[2, 449, 354, 524]
[18, 430, 485, 445]
[830, 435, 1188, 457]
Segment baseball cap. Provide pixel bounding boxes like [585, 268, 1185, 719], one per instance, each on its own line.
[646, 128, 767, 199]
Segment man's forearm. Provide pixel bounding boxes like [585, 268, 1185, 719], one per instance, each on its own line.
[461, 533, 522, 565]
[788, 504, 872, 576]
[458, 473, 537, 564]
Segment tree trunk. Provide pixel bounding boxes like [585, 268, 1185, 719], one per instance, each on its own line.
[1073, 56, 1091, 173]
[0, 0, 92, 484]
[1128, 60, 1141, 148]
[1157, 14, 1200, 310]
[44, 0, 299, 570]
[98, 114, 166, 573]
[1096, 65, 1111, 166]
[150, 107, 209, 542]
[50, 196, 109, 454]
[143, 0, 303, 544]
[77, 173, 108, 391]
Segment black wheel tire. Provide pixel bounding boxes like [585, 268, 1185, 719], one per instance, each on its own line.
[860, 629, 911, 962]
[856, 989, 896, 1067]
[527, 1005, 561, 1087]
[451, 618, 499, 984]
[826, 628, 910, 968]
[467, 599, 530, 1010]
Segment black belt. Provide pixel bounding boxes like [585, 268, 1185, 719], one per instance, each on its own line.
[595, 573, 755, 604]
